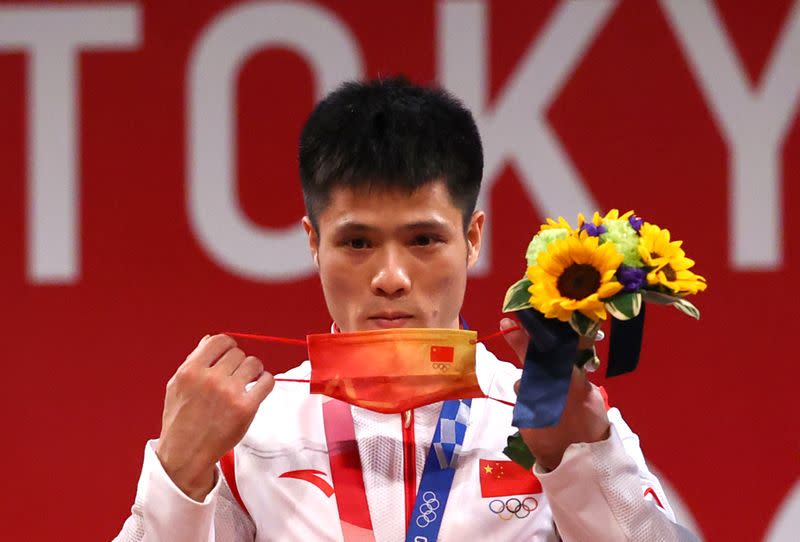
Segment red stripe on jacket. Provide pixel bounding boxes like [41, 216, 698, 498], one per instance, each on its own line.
[220, 449, 250, 516]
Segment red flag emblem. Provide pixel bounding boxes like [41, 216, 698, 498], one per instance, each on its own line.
[430, 345, 454, 363]
[479, 459, 542, 498]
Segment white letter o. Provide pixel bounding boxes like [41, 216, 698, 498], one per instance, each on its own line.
[187, 1, 363, 280]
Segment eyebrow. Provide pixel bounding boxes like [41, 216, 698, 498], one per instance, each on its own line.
[402, 219, 450, 230]
[332, 221, 380, 235]
[332, 218, 452, 234]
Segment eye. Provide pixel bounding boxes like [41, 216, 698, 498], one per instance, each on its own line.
[346, 238, 370, 250]
[412, 235, 432, 246]
[411, 234, 442, 247]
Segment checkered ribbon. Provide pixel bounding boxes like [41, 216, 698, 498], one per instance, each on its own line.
[433, 399, 471, 469]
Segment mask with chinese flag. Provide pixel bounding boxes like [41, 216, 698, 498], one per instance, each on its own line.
[307, 328, 484, 413]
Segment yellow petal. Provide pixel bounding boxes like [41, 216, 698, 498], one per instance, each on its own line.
[597, 282, 623, 298]
[536, 252, 564, 276]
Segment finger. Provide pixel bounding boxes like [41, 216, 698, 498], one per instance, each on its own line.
[212, 346, 246, 375]
[176, 334, 210, 372]
[587, 382, 608, 412]
[232, 356, 264, 385]
[501, 318, 529, 364]
[183, 334, 237, 369]
[513, 379, 520, 396]
[567, 365, 592, 398]
[183, 334, 210, 359]
[246, 371, 275, 405]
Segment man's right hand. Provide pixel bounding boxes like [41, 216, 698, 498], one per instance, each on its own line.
[155, 334, 275, 501]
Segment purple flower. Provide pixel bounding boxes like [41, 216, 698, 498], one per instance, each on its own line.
[629, 215, 644, 233]
[617, 265, 647, 292]
[581, 223, 607, 237]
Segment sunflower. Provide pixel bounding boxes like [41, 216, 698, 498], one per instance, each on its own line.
[577, 209, 635, 238]
[526, 228, 569, 267]
[578, 209, 633, 227]
[527, 235, 624, 322]
[602, 209, 634, 221]
[539, 215, 579, 235]
[638, 223, 707, 294]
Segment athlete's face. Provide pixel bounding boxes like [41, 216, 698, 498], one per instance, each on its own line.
[303, 180, 484, 332]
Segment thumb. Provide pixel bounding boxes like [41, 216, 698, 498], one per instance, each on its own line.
[500, 318, 529, 366]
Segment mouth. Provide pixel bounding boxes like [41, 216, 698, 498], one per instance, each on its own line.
[367, 312, 414, 328]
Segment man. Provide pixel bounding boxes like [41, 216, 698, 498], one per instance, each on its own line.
[115, 77, 697, 540]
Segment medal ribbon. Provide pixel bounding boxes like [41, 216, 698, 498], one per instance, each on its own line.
[404, 398, 471, 542]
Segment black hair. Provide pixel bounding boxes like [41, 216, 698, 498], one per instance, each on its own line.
[298, 76, 483, 231]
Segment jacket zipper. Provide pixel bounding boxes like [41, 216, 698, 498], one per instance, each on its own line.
[401, 409, 416, 532]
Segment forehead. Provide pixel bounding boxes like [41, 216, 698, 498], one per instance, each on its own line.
[317, 180, 462, 230]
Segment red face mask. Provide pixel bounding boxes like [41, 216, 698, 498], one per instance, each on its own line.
[226, 325, 518, 414]
[307, 328, 484, 413]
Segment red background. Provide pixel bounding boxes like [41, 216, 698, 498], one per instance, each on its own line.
[1, 1, 798, 540]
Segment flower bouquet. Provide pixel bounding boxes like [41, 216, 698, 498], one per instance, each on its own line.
[503, 209, 706, 339]
[501, 210, 706, 468]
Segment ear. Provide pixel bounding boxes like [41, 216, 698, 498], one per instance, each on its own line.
[466, 210, 485, 269]
[302, 216, 320, 269]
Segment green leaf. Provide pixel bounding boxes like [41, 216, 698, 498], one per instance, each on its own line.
[503, 432, 536, 470]
[672, 298, 701, 320]
[605, 292, 642, 321]
[502, 277, 533, 313]
[641, 290, 682, 305]
[569, 311, 600, 337]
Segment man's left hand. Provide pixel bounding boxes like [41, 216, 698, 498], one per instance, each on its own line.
[500, 318, 611, 471]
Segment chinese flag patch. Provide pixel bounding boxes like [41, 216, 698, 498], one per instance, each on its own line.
[479, 459, 542, 498]
[430, 345, 454, 363]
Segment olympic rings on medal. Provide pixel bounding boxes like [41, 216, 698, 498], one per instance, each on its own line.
[431, 363, 450, 372]
[415, 491, 441, 528]
[487, 496, 539, 520]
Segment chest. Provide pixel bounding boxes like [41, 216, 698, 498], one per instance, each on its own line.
[234, 398, 557, 541]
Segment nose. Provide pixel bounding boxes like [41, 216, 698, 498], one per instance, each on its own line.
[370, 246, 411, 299]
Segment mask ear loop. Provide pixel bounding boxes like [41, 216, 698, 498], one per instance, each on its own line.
[470, 324, 521, 344]
[223, 328, 522, 406]
[473, 324, 522, 407]
[223, 332, 310, 384]
[224, 331, 306, 346]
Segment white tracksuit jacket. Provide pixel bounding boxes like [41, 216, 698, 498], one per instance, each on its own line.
[114, 343, 698, 541]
